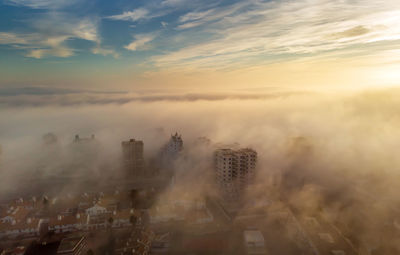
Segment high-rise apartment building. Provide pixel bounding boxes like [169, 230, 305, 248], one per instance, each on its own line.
[214, 148, 257, 203]
[164, 132, 183, 157]
[122, 139, 145, 176]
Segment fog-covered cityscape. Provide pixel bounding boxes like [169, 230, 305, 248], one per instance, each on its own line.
[1, 94, 400, 255]
[1, 0, 400, 254]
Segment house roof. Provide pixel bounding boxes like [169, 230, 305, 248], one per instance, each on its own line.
[86, 204, 107, 213]
[1, 206, 31, 224]
[112, 209, 140, 220]
[57, 235, 85, 253]
[49, 215, 79, 227]
[0, 218, 39, 231]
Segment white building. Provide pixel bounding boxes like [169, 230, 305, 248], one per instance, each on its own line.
[86, 204, 107, 216]
[214, 148, 257, 203]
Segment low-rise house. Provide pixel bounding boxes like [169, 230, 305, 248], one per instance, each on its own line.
[97, 193, 121, 212]
[86, 204, 107, 216]
[0, 217, 39, 238]
[49, 214, 84, 233]
[1, 207, 31, 225]
[9, 197, 36, 210]
[111, 209, 141, 228]
[86, 213, 108, 231]
[0, 206, 38, 238]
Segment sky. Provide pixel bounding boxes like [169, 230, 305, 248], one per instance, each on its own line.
[0, 0, 400, 92]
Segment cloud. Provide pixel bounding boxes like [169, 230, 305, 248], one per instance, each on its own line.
[176, 3, 245, 30]
[328, 25, 371, 39]
[179, 9, 214, 23]
[0, 32, 30, 44]
[0, 87, 312, 107]
[2, 1, 121, 59]
[0, 14, 114, 58]
[124, 34, 156, 51]
[91, 45, 120, 58]
[0, 86, 126, 96]
[106, 8, 150, 22]
[0, 32, 76, 58]
[25, 47, 74, 58]
[154, 0, 400, 69]
[4, 0, 77, 9]
[105, 0, 212, 24]
[161, 0, 187, 6]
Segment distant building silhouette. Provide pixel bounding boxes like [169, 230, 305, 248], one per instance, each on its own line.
[42, 132, 58, 145]
[162, 132, 183, 159]
[122, 139, 145, 176]
[214, 148, 257, 204]
[70, 134, 99, 170]
[73, 134, 95, 143]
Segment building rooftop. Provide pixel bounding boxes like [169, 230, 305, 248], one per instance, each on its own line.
[57, 235, 85, 254]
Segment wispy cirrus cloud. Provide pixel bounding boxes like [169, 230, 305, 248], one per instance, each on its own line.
[1, 0, 120, 59]
[91, 45, 120, 58]
[0, 14, 99, 58]
[106, 8, 150, 22]
[0, 12, 119, 58]
[4, 0, 78, 9]
[161, 0, 188, 7]
[177, 2, 246, 30]
[152, 0, 400, 69]
[105, 0, 212, 24]
[0, 32, 75, 58]
[1, 0, 400, 73]
[124, 34, 156, 51]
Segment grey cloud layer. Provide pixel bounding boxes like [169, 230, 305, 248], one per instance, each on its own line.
[0, 87, 312, 107]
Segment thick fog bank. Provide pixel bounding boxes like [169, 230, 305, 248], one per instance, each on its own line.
[1, 88, 399, 192]
[0, 88, 400, 251]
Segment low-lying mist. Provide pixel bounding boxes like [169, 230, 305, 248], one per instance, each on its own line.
[1, 87, 400, 252]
